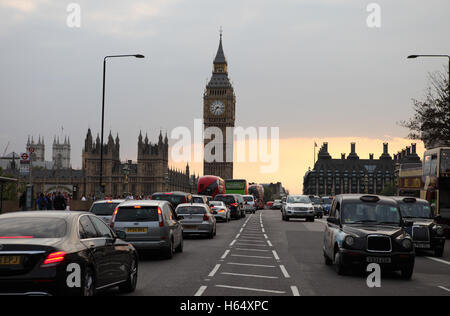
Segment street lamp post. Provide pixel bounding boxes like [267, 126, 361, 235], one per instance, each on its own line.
[99, 54, 145, 199]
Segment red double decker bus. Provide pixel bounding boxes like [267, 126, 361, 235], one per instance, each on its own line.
[197, 176, 225, 198]
[249, 184, 265, 210]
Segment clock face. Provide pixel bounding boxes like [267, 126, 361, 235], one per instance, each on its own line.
[210, 100, 225, 116]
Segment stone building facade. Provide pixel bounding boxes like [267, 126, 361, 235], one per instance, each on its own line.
[303, 142, 396, 196]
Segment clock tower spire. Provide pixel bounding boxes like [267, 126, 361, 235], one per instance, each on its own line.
[203, 31, 235, 180]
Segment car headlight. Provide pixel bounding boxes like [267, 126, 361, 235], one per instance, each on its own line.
[402, 239, 412, 249]
[345, 236, 355, 247]
[435, 226, 444, 236]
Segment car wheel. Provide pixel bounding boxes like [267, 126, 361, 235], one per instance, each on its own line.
[334, 251, 346, 275]
[324, 252, 333, 266]
[213, 225, 217, 236]
[175, 236, 184, 253]
[400, 265, 414, 280]
[119, 255, 138, 294]
[82, 267, 96, 297]
[434, 248, 444, 258]
[164, 239, 174, 259]
[285, 216, 290, 221]
[208, 230, 214, 239]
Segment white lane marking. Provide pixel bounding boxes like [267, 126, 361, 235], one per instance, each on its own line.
[264, 234, 268, 239]
[291, 286, 301, 296]
[221, 250, 230, 260]
[215, 285, 286, 295]
[231, 254, 272, 259]
[425, 257, 450, 266]
[239, 239, 267, 243]
[195, 286, 208, 296]
[438, 286, 450, 293]
[227, 262, 276, 268]
[267, 240, 273, 247]
[235, 248, 270, 252]
[272, 250, 280, 260]
[238, 235, 264, 240]
[229, 239, 237, 247]
[208, 264, 221, 277]
[239, 228, 243, 233]
[235, 242, 268, 247]
[221, 272, 279, 279]
[279, 265, 291, 278]
[262, 228, 266, 233]
[235, 233, 241, 239]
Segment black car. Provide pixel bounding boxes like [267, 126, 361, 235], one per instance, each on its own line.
[151, 192, 193, 209]
[323, 195, 415, 279]
[0, 211, 138, 296]
[214, 194, 244, 219]
[392, 197, 446, 257]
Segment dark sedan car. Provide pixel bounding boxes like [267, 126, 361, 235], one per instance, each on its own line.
[392, 197, 446, 257]
[323, 195, 415, 279]
[214, 194, 244, 219]
[0, 211, 138, 296]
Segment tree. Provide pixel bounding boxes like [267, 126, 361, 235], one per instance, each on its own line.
[380, 182, 397, 196]
[400, 68, 450, 149]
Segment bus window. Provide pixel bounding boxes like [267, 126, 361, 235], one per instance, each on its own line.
[430, 155, 438, 176]
[441, 149, 450, 174]
[423, 155, 432, 176]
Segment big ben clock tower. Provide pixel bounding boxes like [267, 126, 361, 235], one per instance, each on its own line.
[203, 32, 235, 180]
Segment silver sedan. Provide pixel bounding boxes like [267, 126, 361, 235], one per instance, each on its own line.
[176, 203, 217, 239]
[209, 201, 231, 222]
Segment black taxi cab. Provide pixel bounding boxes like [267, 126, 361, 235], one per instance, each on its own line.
[323, 195, 415, 279]
[392, 197, 446, 257]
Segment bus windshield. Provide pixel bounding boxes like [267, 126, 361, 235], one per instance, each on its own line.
[441, 149, 450, 174]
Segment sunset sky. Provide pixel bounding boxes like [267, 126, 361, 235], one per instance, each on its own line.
[0, 0, 448, 194]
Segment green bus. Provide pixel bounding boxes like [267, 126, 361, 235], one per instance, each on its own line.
[225, 179, 248, 195]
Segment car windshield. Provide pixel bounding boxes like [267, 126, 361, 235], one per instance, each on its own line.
[399, 203, 432, 219]
[90, 202, 121, 216]
[177, 206, 207, 215]
[244, 196, 253, 202]
[342, 202, 401, 225]
[310, 197, 321, 204]
[287, 196, 311, 204]
[115, 207, 159, 222]
[0, 218, 67, 238]
[210, 201, 224, 207]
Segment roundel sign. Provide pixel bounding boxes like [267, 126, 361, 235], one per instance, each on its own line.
[21, 153, 29, 161]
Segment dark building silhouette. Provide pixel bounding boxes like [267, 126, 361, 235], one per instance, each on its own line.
[303, 142, 395, 196]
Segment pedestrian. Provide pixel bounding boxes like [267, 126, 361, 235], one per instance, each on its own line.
[46, 193, 54, 210]
[53, 192, 67, 210]
[19, 191, 27, 211]
[37, 193, 47, 210]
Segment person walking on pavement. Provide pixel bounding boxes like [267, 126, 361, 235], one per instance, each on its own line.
[19, 191, 27, 211]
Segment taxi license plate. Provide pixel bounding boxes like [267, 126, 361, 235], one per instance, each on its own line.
[184, 225, 197, 230]
[126, 227, 148, 233]
[366, 257, 391, 264]
[0, 256, 22, 266]
[414, 243, 430, 249]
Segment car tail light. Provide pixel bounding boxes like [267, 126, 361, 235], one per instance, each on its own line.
[203, 213, 210, 221]
[230, 203, 238, 207]
[0, 236, 34, 239]
[110, 207, 119, 229]
[41, 252, 66, 267]
[158, 207, 164, 227]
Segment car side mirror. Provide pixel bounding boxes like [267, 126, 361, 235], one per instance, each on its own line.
[116, 230, 127, 240]
[327, 217, 339, 225]
[403, 220, 414, 228]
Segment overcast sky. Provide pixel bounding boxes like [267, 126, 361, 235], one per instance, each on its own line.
[0, 0, 449, 192]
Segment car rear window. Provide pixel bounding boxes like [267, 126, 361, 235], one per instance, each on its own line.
[115, 207, 159, 222]
[152, 194, 186, 205]
[243, 196, 253, 202]
[215, 195, 235, 204]
[192, 197, 205, 203]
[176, 206, 207, 215]
[0, 218, 67, 238]
[90, 202, 120, 216]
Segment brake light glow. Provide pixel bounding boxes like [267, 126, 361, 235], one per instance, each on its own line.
[134, 205, 142, 209]
[158, 207, 164, 227]
[203, 213, 210, 221]
[0, 236, 34, 239]
[230, 203, 238, 207]
[41, 252, 66, 266]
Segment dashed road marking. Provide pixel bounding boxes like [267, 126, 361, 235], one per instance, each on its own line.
[227, 262, 276, 268]
[221, 272, 279, 279]
[215, 285, 286, 295]
[426, 257, 450, 266]
[280, 265, 290, 278]
[195, 286, 208, 296]
[291, 286, 301, 296]
[231, 254, 273, 259]
[208, 264, 221, 277]
[221, 250, 230, 260]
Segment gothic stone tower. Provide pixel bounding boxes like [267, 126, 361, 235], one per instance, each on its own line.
[82, 129, 121, 196]
[203, 33, 235, 180]
[136, 131, 169, 194]
[53, 136, 71, 169]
